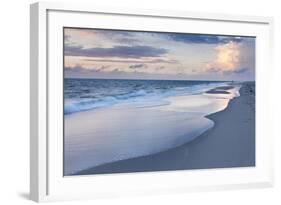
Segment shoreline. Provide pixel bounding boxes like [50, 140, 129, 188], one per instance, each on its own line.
[74, 82, 255, 176]
[64, 82, 237, 175]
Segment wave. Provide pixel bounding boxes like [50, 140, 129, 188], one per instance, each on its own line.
[64, 81, 229, 115]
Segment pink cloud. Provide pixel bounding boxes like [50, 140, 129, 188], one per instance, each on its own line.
[204, 42, 241, 73]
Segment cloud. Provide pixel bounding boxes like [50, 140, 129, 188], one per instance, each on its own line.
[129, 64, 147, 69]
[97, 30, 140, 44]
[97, 30, 134, 37]
[65, 65, 112, 79]
[64, 35, 71, 42]
[206, 67, 249, 75]
[203, 39, 255, 76]
[167, 33, 243, 44]
[65, 64, 179, 80]
[233, 68, 249, 74]
[65, 44, 168, 58]
[65, 65, 99, 73]
[65, 65, 141, 78]
[64, 28, 255, 81]
[83, 58, 177, 64]
[65, 28, 141, 47]
[204, 42, 241, 73]
[156, 66, 165, 70]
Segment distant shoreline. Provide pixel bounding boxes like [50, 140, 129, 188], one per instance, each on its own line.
[67, 82, 255, 176]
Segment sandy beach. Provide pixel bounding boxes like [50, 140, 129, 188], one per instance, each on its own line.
[75, 82, 255, 175]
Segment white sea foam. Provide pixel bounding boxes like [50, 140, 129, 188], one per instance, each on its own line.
[64, 81, 229, 114]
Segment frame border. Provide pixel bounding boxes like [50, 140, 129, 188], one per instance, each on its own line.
[30, 1, 274, 202]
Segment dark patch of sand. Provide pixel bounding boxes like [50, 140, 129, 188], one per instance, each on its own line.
[205, 85, 234, 94]
[206, 90, 230, 94]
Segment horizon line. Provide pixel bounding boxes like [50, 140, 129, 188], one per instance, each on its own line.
[64, 77, 255, 82]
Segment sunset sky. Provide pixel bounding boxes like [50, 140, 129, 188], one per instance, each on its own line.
[64, 28, 255, 81]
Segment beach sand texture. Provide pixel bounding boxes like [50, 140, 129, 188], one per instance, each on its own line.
[64, 82, 255, 176]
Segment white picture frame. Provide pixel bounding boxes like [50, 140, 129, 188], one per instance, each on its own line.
[30, 1, 274, 202]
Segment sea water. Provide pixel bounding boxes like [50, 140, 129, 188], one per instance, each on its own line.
[64, 79, 230, 114]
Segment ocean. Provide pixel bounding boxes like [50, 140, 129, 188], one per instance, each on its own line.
[64, 78, 230, 115]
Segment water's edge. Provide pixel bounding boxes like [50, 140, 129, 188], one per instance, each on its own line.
[64, 83, 241, 175]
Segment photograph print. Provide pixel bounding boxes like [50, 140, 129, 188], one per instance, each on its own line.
[63, 27, 255, 176]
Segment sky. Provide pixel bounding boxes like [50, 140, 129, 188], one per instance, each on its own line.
[64, 28, 255, 81]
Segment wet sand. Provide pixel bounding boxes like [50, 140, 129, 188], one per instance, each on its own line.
[76, 82, 255, 175]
